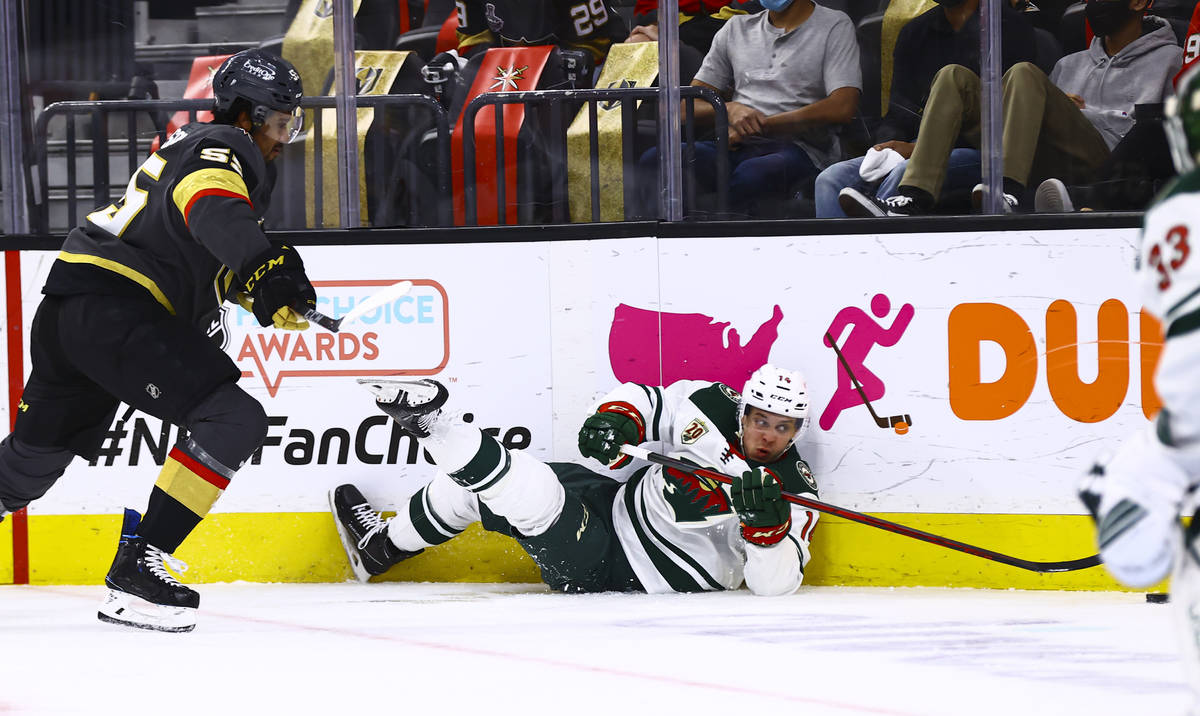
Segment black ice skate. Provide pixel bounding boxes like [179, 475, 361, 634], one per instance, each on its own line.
[97, 509, 199, 633]
[329, 484, 422, 582]
[357, 378, 448, 438]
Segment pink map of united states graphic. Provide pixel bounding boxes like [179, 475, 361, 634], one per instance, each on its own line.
[608, 303, 783, 388]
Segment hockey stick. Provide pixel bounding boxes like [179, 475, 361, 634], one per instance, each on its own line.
[824, 330, 911, 434]
[619, 444, 1101, 573]
[302, 281, 414, 333]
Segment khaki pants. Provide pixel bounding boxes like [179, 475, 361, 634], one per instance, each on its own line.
[901, 62, 1111, 198]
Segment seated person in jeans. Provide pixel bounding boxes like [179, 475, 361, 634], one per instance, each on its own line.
[842, 0, 1182, 216]
[638, 0, 861, 218]
[816, 0, 1036, 218]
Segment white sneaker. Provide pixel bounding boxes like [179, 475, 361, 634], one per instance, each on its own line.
[1034, 178, 1074, 213]
[972, 183, 1018, 213]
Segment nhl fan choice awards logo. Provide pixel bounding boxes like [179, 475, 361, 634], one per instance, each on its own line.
[230, 279, 449, 396]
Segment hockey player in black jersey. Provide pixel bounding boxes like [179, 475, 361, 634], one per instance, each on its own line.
[0, 49, 317, 632]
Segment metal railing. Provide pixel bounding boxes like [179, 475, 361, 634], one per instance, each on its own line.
[33, 94, 450, 233]
[303, 94, 451, 227]
[461, 85, 728, 225]
[32, 86, 727, 232]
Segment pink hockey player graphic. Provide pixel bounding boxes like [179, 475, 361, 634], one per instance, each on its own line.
[608, 304, 783, 388]
[820, 294, 915, 433]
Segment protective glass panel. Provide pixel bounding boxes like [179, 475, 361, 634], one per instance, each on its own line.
[14, 0, 1189, 234]
[814, 0, 1184, 220]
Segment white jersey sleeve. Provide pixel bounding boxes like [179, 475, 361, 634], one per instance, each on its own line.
[586, 380, 716, 470]
[1139, 185, 1200, 461]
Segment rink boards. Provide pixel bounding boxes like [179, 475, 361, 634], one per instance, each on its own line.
[0, 226, 1159, 590]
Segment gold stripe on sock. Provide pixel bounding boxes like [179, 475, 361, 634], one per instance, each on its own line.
[153, 456, 225, 518]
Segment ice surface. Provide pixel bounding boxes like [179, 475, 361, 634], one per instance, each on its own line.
[0, 583, 1189, 715]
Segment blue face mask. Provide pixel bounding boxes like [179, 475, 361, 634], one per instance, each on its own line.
[760, 0, 795, 10]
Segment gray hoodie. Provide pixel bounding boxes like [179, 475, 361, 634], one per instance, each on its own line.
[1049, 15, 1183, 149]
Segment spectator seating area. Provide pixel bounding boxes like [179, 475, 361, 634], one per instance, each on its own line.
[24, 0, 1197, 231]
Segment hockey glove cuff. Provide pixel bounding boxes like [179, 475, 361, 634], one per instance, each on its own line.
[234, 291, 255, 314]
[240, 244, 317, 329]
[731, 467, 791, 546]
[577, 404, 644, 465]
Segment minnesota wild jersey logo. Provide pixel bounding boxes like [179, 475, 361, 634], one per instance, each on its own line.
[681, 418, 709, 444]
[661, 466, 731, 525]
[718, 383, 741, 403]
[798, 460, 817, 492]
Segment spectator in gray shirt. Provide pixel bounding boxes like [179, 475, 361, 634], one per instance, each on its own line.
[638, 0, 861, 218]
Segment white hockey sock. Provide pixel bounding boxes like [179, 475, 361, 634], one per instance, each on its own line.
[387, 473, 480, 553]
[419, 415, 484, 474]
[434, 428, 565, 538]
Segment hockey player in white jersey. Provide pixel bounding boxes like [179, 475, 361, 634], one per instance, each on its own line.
[329, 364, 819, 596]
[1078, 64, 1200, 710]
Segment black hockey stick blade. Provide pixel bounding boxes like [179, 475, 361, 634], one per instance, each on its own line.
[619, 445, 1101, 574]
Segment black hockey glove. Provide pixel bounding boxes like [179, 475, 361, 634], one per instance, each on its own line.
[240, 244, 317, 330]
[731, 467, 791, 547]
[577, 409, 642, 464]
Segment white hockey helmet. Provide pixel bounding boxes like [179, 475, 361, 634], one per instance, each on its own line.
[737, 363, 810, 447]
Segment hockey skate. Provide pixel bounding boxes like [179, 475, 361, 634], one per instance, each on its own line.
[357, 378, 448, 438]
[329, 484, 422, 582]
[97, 509, 199, 633]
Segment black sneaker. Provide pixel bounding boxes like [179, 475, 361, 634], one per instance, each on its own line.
[839, 187, 927, 217]
[357, 378, 449, 438]
[97, 509, 199, 633]
[329, 484, 422, 582]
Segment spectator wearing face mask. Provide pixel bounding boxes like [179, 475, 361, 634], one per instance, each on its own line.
[841, 0, 1182, 216]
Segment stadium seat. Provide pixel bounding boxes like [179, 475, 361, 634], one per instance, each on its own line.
[1033, 26, 1064, 75]
[1057, 2, 1086, 54]
[856, 10, 885, 132]
[394, 27, 443, 61]
[435, 46, 600, 225]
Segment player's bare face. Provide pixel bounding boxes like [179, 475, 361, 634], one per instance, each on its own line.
[741, 407, 799, 463]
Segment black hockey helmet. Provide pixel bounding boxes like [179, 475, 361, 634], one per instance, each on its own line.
[212, 49, 304, 143]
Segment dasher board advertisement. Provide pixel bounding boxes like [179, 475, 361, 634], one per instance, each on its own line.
[8, 229, 1144, 516]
